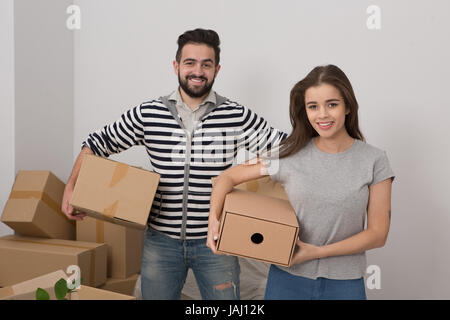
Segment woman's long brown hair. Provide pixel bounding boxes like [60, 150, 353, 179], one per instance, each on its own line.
[279, 65, 365, 159]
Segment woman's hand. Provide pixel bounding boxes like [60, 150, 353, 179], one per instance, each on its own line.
[290, 239, 323, 266]
[206, 214, 222, 255]
[206, 157, 269, 255]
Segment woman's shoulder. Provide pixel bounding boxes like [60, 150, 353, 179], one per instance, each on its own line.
[353, 139, 389, 160]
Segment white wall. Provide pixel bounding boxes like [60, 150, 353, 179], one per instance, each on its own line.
[0, 0, 15, 237]
[14, 0, 74, 183]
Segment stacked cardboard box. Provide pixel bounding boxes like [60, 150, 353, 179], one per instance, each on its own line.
[1, 171, 75, 240]
[70, 155, 159, 295]
[77, 216, 142, 296]
[0, 155, 160, 299]
[0, 235, 107, 287]
[77, 217, 144, 279]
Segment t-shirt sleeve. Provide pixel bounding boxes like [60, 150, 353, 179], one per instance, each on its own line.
[370, 151, 395, 186]
[260, 155, 284, 183]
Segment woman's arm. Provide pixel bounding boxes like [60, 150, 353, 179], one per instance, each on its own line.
[290, 178, 393, 266]
[206, 158, 268, 254]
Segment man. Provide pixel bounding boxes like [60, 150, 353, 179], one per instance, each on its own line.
[62, 28, 286, 300]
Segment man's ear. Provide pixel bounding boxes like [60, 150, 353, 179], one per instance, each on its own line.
[173, 60, 179, 76]
[214, 64, 221, 78]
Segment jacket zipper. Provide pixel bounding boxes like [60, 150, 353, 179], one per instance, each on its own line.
[180, 129, 192, 240]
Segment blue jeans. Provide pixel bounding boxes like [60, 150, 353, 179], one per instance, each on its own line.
[141, 227, 240, 300]
[264, 265, 366, 300]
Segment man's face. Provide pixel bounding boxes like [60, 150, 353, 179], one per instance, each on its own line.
[174, 43, 221, 98]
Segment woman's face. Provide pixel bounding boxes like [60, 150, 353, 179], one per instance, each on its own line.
[304, 83, 349, 140]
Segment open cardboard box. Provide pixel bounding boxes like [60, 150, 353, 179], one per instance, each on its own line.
[214, 176, 299, 267]
[70, 154, 160, 230]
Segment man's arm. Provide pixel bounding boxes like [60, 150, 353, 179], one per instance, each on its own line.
[83, 105, 146, 157]
[238, 106, 287, 157]
[62, 103, 147, 220]
[61, 147, 93, 220]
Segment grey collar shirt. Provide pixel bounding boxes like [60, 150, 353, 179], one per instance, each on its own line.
[168, 88, 217, 135]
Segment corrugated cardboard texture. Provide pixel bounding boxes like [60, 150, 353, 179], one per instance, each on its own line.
[1, 171, 75, 240]
[0, 235, 107, 288]
[77, 216, 144, 278]
[70, 155, 160, 229]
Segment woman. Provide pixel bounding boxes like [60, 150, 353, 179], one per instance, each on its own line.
[206, 65, 395, 300]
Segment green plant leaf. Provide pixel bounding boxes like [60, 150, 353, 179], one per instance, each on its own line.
[54, 278, 69, 300]
[36, 288, 50, 300]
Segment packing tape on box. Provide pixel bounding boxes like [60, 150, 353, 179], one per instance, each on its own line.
[96, 220, 104, 243]
[98, 162, 129, 220]
[244, 180, 260, 192]
[102, 200, 119, 219]
[4, 237, 97, 287]
[9, 191, 74, 224]
[109, 162, 129, 188]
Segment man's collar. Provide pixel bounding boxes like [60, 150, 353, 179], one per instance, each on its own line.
[169, 87, 217, 109]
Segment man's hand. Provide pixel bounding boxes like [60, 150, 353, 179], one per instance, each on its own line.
[61, 184, 86, 221]
[61, 146, 93, 221]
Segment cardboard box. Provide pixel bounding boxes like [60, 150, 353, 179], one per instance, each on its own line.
[70, 285, 136, 300]
[77, 216, 144, 278]
[0, 235, 107, 288]
[1, 270, 135, 300]
[215, 177, 299, 267]
[98, 274, 139, 296]
[70, 154, 160, 230]
[3, 282, 135, 300]
[1, 171, 75, 240]
[0, 270, 67, 300]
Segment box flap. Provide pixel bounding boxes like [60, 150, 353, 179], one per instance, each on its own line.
[223, 189, 298, 227]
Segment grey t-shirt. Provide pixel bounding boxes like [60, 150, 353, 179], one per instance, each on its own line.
[268, 138, 395, 280]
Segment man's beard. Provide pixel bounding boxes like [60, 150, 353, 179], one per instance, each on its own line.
[178, 73, 215, 98]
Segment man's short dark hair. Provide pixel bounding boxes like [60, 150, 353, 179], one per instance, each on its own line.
[176, 28, 221, 66]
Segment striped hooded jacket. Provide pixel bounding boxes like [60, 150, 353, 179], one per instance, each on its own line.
[82, 92, 286, 240]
